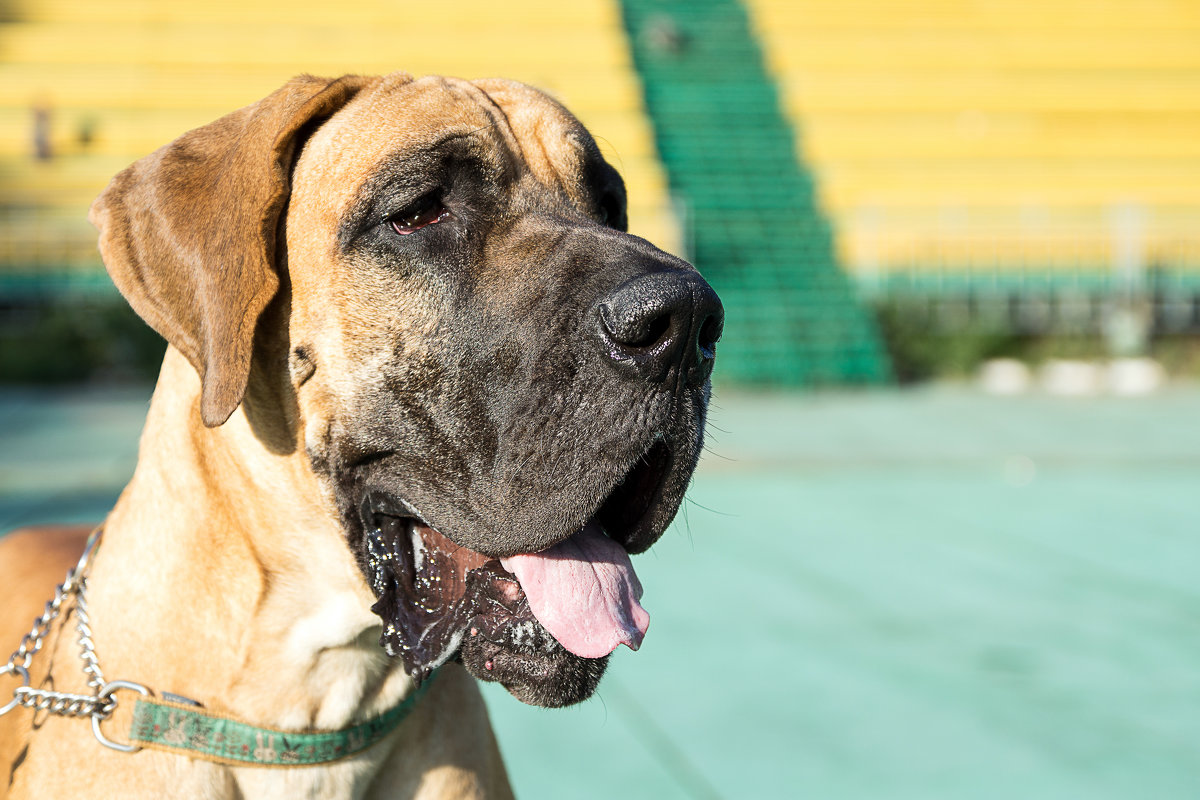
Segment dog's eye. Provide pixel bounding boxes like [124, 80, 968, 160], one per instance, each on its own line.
[389, 194, 450, 235]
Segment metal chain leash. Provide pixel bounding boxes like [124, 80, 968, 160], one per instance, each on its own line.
[0, 531, 115, 720]
[75, 577, 107, 692]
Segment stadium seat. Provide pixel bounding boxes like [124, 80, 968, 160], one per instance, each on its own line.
[746, 0, 1200, 284]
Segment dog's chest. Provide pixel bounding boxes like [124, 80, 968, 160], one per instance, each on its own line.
[230, 757, 389, 800]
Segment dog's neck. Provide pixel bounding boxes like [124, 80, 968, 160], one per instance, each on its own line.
[91, 348, 412, 734]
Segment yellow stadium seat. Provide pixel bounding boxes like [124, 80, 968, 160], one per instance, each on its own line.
[746, 0, 1200, 277]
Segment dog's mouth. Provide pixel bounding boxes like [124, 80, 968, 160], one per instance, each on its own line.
[357, 440, 673, 707]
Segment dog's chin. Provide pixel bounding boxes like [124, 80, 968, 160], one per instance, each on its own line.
[460, 623, 608, 708]
[355, 439, 681, 708]
[360, 511, 612, 707]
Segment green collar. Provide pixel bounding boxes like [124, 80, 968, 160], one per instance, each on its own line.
[127, 674, 436, 767]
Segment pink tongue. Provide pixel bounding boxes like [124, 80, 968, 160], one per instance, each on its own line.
[500, 522, 649, 659]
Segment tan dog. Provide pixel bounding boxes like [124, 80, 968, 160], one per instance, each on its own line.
[0, 73, 721, 798]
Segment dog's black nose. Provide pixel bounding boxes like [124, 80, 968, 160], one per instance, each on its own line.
[594, 271, 723, 384]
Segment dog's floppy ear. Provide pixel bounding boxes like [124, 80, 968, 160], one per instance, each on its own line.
[90, 74, 374, 427]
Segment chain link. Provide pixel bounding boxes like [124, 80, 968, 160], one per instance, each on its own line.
[13, 685, 115, 718]
[75, 577, 106, 692]
[5, 574, 78, 673]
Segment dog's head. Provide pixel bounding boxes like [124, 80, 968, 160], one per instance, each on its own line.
[90, 73, 722, 708]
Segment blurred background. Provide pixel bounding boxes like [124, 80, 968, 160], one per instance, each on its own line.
[1, 0, 1198, 797]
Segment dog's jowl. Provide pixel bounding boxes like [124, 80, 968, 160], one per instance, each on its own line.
[0, 72, 721, 799]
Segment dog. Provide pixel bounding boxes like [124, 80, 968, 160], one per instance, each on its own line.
[0, 72, 722, 798]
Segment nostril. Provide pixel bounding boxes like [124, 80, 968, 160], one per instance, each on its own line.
[628, 312, 672, 350]
[697, 313, 722, 360]
[600, 303, 674, 351]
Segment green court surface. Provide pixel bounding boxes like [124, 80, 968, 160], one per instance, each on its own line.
[2, 385, 1198, 798]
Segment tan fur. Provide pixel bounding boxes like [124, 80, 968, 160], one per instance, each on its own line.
[0, 72, 632, 798]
